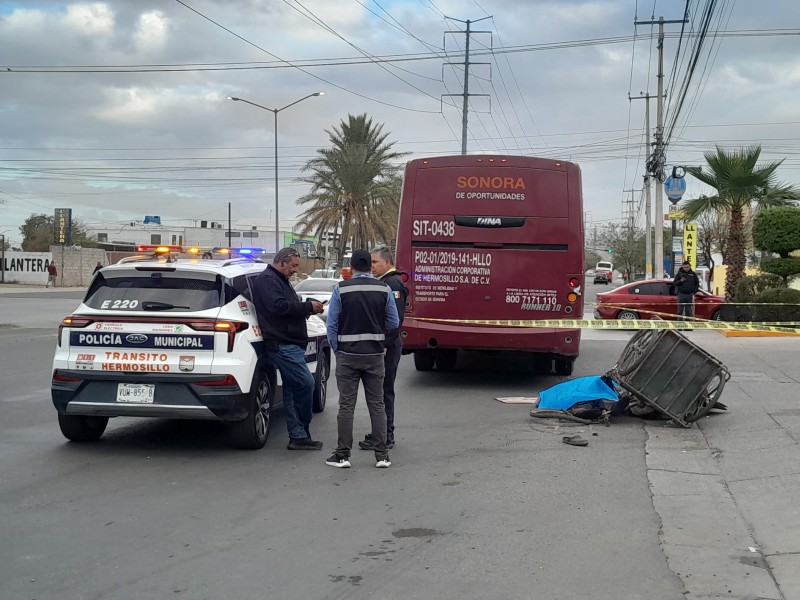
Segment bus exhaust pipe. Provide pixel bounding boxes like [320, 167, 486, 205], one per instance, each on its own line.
[427, 339, 438, 348]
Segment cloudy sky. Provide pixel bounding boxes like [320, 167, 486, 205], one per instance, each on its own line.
[1, 0, 799, 247]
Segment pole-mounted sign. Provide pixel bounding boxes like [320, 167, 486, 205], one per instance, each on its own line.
[683, 223, 698, 270]
[54, 208, 72, 246]
[664, 175, 686, 201]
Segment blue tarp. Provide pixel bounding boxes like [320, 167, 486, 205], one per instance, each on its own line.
[538, 376, 619, 411]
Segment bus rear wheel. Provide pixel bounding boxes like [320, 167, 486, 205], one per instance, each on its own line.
[414, 350, 436, 371]
[532, 355, 553, 375]
[435, 349, 458, 371]
[554, 358, 575, 376]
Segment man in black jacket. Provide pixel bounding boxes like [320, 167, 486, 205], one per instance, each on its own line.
[252, 248, 325, 450]
[359, 246, 408, 451]
[672, 261, 700, 320]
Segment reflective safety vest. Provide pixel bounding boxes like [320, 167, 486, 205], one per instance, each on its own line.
[337, 277, 389, 354]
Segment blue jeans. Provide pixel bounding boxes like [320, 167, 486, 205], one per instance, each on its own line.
[677, 293, 695, 320]
[268, 344, 315, 440]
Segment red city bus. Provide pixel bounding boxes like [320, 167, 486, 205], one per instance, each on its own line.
[395, 155, 585, 375]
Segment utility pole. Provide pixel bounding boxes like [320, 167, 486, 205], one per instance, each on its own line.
[630, 92, 656, 279]
[443, 17, 491, 154]
[636, 15, 686, 277]
[622, 189, 638, 231]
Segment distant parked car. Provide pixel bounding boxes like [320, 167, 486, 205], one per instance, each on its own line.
[309, 268, 339, 279]
[293, 277, 341, 319]
[594, 279, 725, 321]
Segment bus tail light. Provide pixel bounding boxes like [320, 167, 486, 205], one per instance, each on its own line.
[568, 277, 580, 288]
[567, 292, 579, 303]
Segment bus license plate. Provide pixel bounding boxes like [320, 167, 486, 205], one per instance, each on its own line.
[116, 383, 155, 403]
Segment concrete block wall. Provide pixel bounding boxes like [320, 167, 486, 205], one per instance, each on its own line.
[50, 246, 108, 287]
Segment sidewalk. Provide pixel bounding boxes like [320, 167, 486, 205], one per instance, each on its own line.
[644, 331, 800, 599]
[0, 283, 86, 294]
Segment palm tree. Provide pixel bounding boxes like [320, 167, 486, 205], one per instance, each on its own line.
[295, 114, 406, 263]
[682, 145, 800, 299]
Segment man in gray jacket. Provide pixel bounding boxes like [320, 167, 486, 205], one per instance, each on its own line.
[325, 249, 399, 469]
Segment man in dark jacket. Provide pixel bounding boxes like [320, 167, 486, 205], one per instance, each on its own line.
[252, 248, 325, 450]
[359, 246, 408, 451]
[672, 261, 700, 320]
[325, 249, 399, 469]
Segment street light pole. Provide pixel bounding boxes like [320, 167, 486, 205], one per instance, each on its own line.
[227, 92, 324, 252]
[0, 229, 10, 284]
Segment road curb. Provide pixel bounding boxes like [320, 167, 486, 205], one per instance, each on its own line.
[644, 422, 783, 599]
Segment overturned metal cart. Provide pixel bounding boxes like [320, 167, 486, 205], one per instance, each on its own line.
[610, 328, 730, 427]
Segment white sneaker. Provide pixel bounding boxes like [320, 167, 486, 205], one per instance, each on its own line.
[375, 458, 391, 468]
[325, 454, 351, 468]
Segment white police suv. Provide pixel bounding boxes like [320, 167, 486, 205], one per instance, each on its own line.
[51, 251, 330, 449]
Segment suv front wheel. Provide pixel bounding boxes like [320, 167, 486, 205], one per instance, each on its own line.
[229, 370, 273, 449]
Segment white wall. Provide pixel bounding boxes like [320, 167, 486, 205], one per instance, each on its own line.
[1, 251, 53, 285]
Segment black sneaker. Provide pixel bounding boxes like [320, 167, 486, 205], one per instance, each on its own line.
[287, 437, 323, 451]
[325, 454, 351, 468]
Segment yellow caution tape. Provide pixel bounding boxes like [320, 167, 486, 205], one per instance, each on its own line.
[591, 300, 800, 307]
[412, 317, 800, 334]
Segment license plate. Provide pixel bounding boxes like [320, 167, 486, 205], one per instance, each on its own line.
[116, 383, 155, 403]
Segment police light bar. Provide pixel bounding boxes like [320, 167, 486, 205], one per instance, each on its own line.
[211, 247, 264, 256]
[186, 246, 201, 254]
[136, 244, 182, 254]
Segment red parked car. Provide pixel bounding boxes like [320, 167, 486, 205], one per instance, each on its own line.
[595, 279, 725, 321]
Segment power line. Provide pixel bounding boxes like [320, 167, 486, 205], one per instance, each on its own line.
[6, 29, 797, 73]
[172, 0, 440, 114]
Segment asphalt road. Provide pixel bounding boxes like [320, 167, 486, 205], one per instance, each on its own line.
[1, 283, 684, 600]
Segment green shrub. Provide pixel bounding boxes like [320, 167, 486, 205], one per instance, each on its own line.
[751, 288, 800, 324]
[762, 257, 800, 286]
[734, 273, 784, 301]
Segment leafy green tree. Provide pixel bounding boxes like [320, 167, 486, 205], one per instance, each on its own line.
[752, 206, 800, 287]
[19, 213, 97, 251]
[752, 206, 800, 258]
[683, 145, 800, 299]
[295, 114, 406, 263]
[602, 224, 645, 280]
[584, 249, 602, 271]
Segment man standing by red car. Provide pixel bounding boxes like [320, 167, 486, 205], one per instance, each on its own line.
[673, 261, 700, 320]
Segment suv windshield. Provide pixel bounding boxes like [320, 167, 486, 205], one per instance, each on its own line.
[85, 270, 223, 312]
